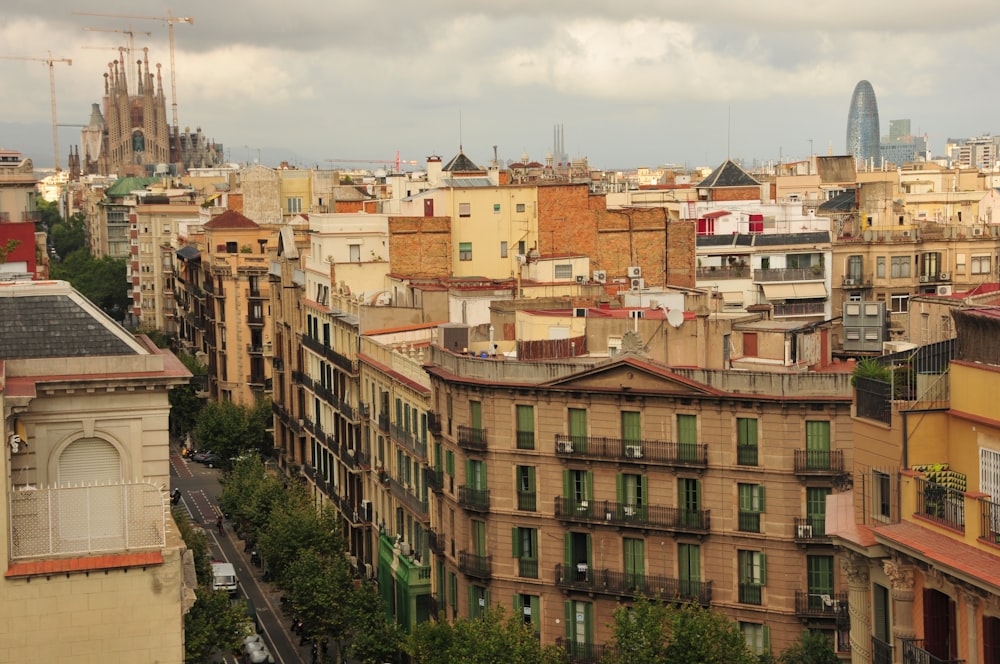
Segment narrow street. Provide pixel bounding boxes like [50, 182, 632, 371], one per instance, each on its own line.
[170, 447, 316, 664]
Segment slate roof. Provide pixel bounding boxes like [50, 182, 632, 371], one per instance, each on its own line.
[176, 245, 201, 261]
[696, 160, 760, 188]
[697, 231, 830, 248]
[0, 293, 138, 359]
[203, 209, 259, 229]
[818, 189, 857, 213]
[442, 149, 482, 172]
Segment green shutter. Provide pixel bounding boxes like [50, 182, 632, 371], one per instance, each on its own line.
[512, 527, 520, 558]
[760, 485, 766, 511]
[469, 589, 476, 618]
[446, 450, 454, 475]
[585, 533, 592, 566]
[616, 474, 624, 505]
[677, 414, 697, 444]
[569, 408, 587, 444]
[564, 532, 572, 569]
[586, 470, 594, 501]
[584, 603, 594, 643]
[517, 405, 533, 432]
[563, 469, 571, 500]
[470, 401, 482, 429]
[622, 411, 641, 442]
[466, 459, 473, 485]
[759, 553, 766, 585]
[527, 467, 536, 493]
[763, 626, 771, 653]
[564, 601, 573, 640]
[640, 475, 648, 507]
[514, 594, 522, 613]
[806, 421, 830, 452]
[529, 596, 540, 633]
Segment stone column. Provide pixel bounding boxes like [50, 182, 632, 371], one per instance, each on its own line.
[843, 554, 871, 664]
[882, 559, 917, 652]
[961, 590, 979, 664]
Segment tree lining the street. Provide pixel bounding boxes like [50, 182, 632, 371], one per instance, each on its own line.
[193, 397, 274, 462]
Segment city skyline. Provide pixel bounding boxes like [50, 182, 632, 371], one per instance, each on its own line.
[2, 0, 1000, 170]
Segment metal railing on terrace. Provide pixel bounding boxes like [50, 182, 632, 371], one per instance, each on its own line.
[457, 425, 488, 451]
[902, 639, 964, 664]
[916, 478, 965, 532]
[554, 497, 710, 533]
[554, 564, 711, 604]
[756, 267, 825, 282]
[9, 483, 166, 559]
[774, 301, 827, 317]
[554, 434, 707, 468]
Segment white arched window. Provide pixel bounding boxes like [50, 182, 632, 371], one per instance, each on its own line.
[57, 438, 124, 548]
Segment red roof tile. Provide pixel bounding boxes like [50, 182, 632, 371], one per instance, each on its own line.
[5, 551, 164, 578]
[203, 209, 259, 229]
[874, 521, 1000, 592]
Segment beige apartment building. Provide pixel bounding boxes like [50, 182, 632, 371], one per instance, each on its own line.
[0, 279, 193, 663]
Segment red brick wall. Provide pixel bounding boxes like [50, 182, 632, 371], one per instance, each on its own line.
[335, 201, 364, 213]
[708, 186, 760, 202]
[388, 216, 453, 278]
[537, 185, 695, 288]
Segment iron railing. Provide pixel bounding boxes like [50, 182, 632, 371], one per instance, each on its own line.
[902, 639, 964, 664]
[793, 449, 845, 474]
[517, 491, 537, 511]
[554, 497, 710, 533]
[916, 478, 965, 532]
[739, 582, 763, 605]
[458, 486, 490, 512]
[554, 434, 707, 468]
[794, 591, 847, 619]
[554, 564, 712, 604]
[457, 425, 488, 451]
[980, 497, 1000, 544]
[457, 551, 491, 579]
[872, 636, 893, 664]
[793, 516, 829, 541]
[516, 430, 535, 450]
[737, 444, 758, 466]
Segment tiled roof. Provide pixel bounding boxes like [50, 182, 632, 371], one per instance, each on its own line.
[874, 520, 1000, 593]
[0, 292, 139, 359]
[442, 150, 482, 172]
[697, 160, 760, 188]
[104, 176, 158, 198]
[203, 209, 259, 229]
[818, 189, 856, 212]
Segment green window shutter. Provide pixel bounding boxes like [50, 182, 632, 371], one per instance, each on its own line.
[564, 601, 573, 641]
[739, 484, 750, 510]
[446, 450, 454, 475]
[616, 474, 624, 505]
[484, 589, 490, 608]
[806, 421, 831, 451]
[517, 405, 533, 432]
[564, 532, 572, 569]
[527, 467, 536, 492]
[569, 408, 587, 441]
[640, 475, 648, 507]
[760, 552, 766, 585]
[677, 414, 697, 444]
[531, 529, 538, 557]
[585, 533, 592, 566]
[622, 411, 641, 442]
[760, 485, 766, 512]
[514, 594, 523, 613]
[584, 602, 594, 643]
[586, 470, 594, 501]
[530, 596, 540, 632]
[512, 527, 520, 558]
[562, 469, 571, 500]
[468, 589, 476, 618]
[466, 459, 473, 485]
[763, 626, 771, 653]
[470, 401, 482, 429]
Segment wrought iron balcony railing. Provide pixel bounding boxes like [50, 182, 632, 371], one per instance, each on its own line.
[554, 434, 707, 469]
[554, 497, 710, 533]
[554, 564, 712, 604]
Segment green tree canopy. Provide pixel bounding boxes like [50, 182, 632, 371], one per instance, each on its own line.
[408, 606, 567, 664]
[345, 582, 405, 664]
[193, 398, 273, 461]
[50, 251, 129, 321]
[778, 630, 839, 664]
[602, 596, 758, 664]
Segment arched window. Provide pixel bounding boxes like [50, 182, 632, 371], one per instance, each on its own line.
[57, 439, 124, 548]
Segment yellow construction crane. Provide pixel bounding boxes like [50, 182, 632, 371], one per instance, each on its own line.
[0, 52, 72, 171]
[82, 26, 152, 63]
[73, 11, 193, 133]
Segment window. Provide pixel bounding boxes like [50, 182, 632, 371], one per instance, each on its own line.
[564, 600, 593, 652]
[617, 473, 647, 520]
[623, 538, 644, 586]
[678, 477, 702, 528]
[847, 255, 863, 281]
[469, 585, 489, 619]
[877, 256, 886, 279]
[516, 405, 535, 449]
[807, 555, 835, 610]
[554, 264, 573, 279]
[349, 244, 361, 262]
[493, 203, 501, 214]
[677, 414, 698, 462]
[972, 255, 992, 275]
[500, 241, 508, 258]
[621, 411, 640, 445]
[516, 203, 526, 213]
[466, 459, 487, 490]
[225, 241, 238, 253]
[807, 487, 830, 535]
[956, 253, 966, 274]
[568, 408, 588, 449]
[287, 197, 303, 214]
[512, 527, 538, 578]
[922, 252, 941, 279]
[741, 623, 770, 656]
[737, 417, 758, 465]
[514, 594, 540, 634]
[457, 242, 473, 261]
[448, 572, 458, 618]
[890, 256, 911, 278]
[868, 470, 892, 521]
[516, 466, 536, 511]
[890, 293, 909, 313]
[459, 203, 471, 217]
[738, 484, 765, 533]
[678, 543, 701, 598]
[738, 550, 766, 604]
[445, 450, 454, 476]
[565, 469, 592, 508]
[805, 421, 831, 469]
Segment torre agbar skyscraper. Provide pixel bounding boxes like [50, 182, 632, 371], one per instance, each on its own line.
[845, 80, 881, 167]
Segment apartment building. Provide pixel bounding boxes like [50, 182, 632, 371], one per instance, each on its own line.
[831, 309, 1000, 663]
[0, 279, 193, 662]
[0, 149, 39, 223]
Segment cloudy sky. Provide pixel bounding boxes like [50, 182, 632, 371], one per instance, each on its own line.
[1, 1, 998, 172]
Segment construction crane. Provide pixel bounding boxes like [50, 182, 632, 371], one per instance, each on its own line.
[325, 151, 419, 173]
[0, 52, 72, 171]
[73, 11, 193, 134]
[82, 26, 151, 62]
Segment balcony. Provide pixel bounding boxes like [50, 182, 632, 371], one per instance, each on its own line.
[424, 468, 444, 493]
[756, 267, 825, 282]
[457, 551, 492, 580]
[793, 516, 830, 544]
[737, 510, 761, 533]
[555, 639, 612, 664]
[773, 301, 827, 317]
[554, 434, 707, 470]
[736, 444, 758, 466]
[377, 413, 390, 434]
[391, 423, 428, 460]
[428, 530, 445, 556]
[517, 558, 539, 578]
[9, 483, 166, 559]
[387, 475, 429, 521]
[902, 639, 964, 664]
[516, 490, 537, 511]
[554, 564, 712, 604]
[696, 265, 750, 280]
[793, 449, 845, 477]
[516, 430, 535, 450]
[980, 497, 1000, 544]
[794, 591, 847, 620]
[457, 425, 488, 451]
[554, 497, 710, 534]
[916, 478, 965, 532]
[458, 486, 490, 513]
[245, 288, 266, 299]
[872, 636, 893, 664]
[247, 312, 265, 326]
[738, 583, 763, 605]
[247, 344, 264, 355]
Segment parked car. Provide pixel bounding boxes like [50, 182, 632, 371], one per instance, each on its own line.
[190, 451, 211, 463]
[201, 451, 222, 467]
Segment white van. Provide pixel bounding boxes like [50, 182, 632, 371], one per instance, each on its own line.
[211, 561, 238, 595]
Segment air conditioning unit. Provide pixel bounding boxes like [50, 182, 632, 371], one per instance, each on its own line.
[624, 505, 637, 517]
[625, 445, 643, 459]
[937, 285, 953, 296]
[797, 524, 813, 538]
[578, 500, 589, 510]
[630, 278, 645, 290]
[843, 278, 855, 286]
[973, 227, 984, 236]
[627, 266, 642, 278]
[400, 542, 412, 557]
[593, 270, 607, 283]
[918, 275, 929, 283]
[360, 499, 372, 521]
[901, 230, 912, 238]
[575, 275, 586, 284]
[939, 271, 950, 280]
[557, 440, 574, 454]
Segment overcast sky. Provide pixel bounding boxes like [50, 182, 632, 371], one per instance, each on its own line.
[2, 1, 999, 172]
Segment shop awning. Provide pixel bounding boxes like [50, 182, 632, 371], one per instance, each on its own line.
[721, 291, 744, 304]
[761, 282, 827, 300]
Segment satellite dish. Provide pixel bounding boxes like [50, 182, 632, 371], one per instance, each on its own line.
[666, 308, 684, 328]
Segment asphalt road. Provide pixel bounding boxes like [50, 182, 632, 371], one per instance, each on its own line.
[170, 448, 314, 664]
